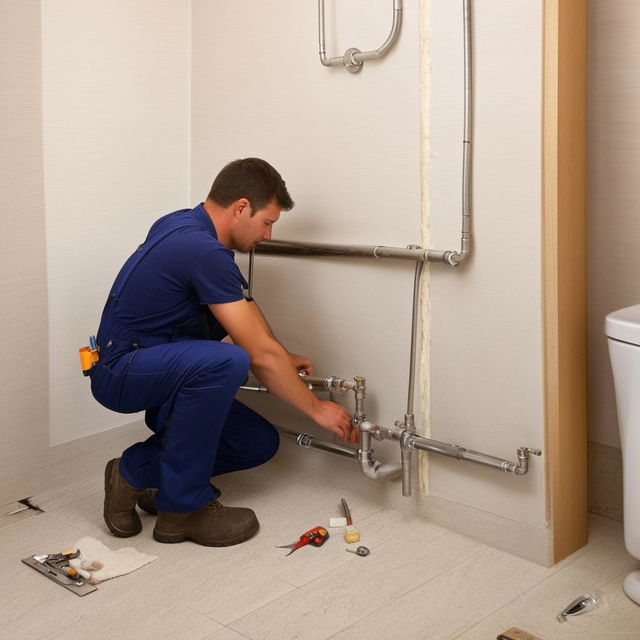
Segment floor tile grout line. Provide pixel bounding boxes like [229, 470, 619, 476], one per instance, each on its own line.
[183, 602, 228, 629]
[319, 547, 486, 640]
[220, 626, 254, 640]
[223, 579, 301, 628]
[448, 539, 636, 639]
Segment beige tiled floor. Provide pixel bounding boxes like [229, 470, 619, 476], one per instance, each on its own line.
[2, 426, 640, 640]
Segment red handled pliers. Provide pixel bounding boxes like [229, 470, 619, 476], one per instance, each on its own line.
[276, 526, 330, 556]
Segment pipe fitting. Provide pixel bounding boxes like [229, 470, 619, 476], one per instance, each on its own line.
[511, 447, 543, 476]
[357, 426, 402, 480]
[344, 48, 363, 73]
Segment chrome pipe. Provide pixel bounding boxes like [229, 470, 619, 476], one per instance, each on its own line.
[247, 249, 255, 299]
[352, 0, 403, 63]
[277, 425, 358, 459]
[256, 240, 450, 263]
[357, 427, 402, 480]
[240, 373, 356, 395]
[406, 434, 541, 475]
[401, 442, 412, 497]
[406, 258, 423, 417]
[318, 0, 344, 67]
[449, 0, 473, 266]
[318, 0, 403, 72]
[239, 384, 268, 393]
[299, 373, 356, 393]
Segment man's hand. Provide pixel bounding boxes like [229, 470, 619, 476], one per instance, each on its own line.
[210, 299, 357, 441]
[289, 352, 314, 375]
[312, 398, 358, 443]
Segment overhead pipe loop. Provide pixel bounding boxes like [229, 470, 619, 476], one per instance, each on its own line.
[318, 0, 403, 73]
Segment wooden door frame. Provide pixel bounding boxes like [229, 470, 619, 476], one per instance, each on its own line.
[543, 0, 588, 563]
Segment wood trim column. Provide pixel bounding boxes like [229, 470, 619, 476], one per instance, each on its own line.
[543, 0, 588, 563]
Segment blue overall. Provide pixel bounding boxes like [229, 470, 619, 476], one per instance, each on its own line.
[90, 205, 279, 513]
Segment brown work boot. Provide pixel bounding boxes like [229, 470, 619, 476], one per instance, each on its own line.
[103, 458, 142, 537]
[137, 488, 158, 515]
[153, 500, 259, 546]
[138, 485, 220, 516]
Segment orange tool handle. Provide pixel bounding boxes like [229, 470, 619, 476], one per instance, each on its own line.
[301, 526, 329, 547]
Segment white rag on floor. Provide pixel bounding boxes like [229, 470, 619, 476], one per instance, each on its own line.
[70, 536, 157, 584]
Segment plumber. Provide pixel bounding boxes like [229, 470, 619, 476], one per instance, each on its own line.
[90, 158, 356, 547]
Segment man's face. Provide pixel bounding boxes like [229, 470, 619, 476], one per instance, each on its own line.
[230, 198, 281, 253]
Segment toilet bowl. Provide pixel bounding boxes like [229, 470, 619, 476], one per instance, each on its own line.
[606, 304, 640, 605]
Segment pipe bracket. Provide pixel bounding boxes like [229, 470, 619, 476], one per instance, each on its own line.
[344, 48, 363, 73]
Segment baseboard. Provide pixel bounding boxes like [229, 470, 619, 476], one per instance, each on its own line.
[588, 440, 623, 522]
[412, 493, 553, 566]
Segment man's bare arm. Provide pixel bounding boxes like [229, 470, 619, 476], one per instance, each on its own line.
[209, 299, 354, 441]
[223, 300, 314, 374]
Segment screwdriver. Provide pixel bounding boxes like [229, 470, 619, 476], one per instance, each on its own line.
[346, 545, 370, 557]
[341, 498, 360, 543]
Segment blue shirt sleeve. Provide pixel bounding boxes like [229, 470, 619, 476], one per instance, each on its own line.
[191, 247, 245, 305]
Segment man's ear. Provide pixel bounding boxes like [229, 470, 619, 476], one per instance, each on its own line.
[233, 198, 251, 219]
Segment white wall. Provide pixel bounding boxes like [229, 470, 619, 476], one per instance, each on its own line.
[425, 0, 545, 528]
[0, 0, 48, 505]
[34, 0, 549, 541]
[588, 0, 640, 449]
[42, 0, 192, 445]
[191, 0, 422, 454]
[192, 0, 548, 532]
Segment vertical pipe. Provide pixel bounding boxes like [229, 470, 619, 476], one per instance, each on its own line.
[318, 0, 328, 65]
[247, 249, 255, 300]
[406, 259, 424, 417]
[460, 0, 472, 257]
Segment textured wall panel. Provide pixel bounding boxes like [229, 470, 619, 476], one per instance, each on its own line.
[0, 0, 48, 505]
[41, 0, 191, 444]
[588, 1, 640, 449]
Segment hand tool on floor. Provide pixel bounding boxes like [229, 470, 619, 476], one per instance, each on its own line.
[4, 497, 44, 516]
[345, 545, 370, 557]
[556, 593, 599, 623]
[340, 498, 360, 543]
[22, 548, 97, 596]
[276, 526, 329, 557]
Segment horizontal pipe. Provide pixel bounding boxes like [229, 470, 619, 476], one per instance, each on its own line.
[256, 240, 457, 264]
[276, 425, 358, 459]
[239, 373, 356, 395]
[407, 434, 541, 475]
[239, 384, 268, 393]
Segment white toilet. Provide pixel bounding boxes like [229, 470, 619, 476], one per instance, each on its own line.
[606, 304, 640, 605]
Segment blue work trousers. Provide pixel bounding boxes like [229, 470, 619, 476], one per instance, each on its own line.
[91, 340, 279, 513]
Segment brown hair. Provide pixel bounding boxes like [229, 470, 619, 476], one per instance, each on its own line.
[207, 158, 294, 213]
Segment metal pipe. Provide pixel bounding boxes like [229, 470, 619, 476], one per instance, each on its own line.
[239, 384, 268, 393]
[240, 374, 355, 394]
[318, 0, 403, 72]
[256, 240, 454, 264]
[357, 426, 402, 480]
[318, 0, 343, 67]
[406, 434, 541, 476]
[352, 0, 403, 63]
[406, 258, 423, 417]
[247, 249, 255, 299]
[449, 0, 473, 266]
[277, 425, 358, 459]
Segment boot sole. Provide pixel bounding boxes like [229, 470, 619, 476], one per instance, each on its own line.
[152, 521, 260, 547]
[104, 459, 142, 538]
